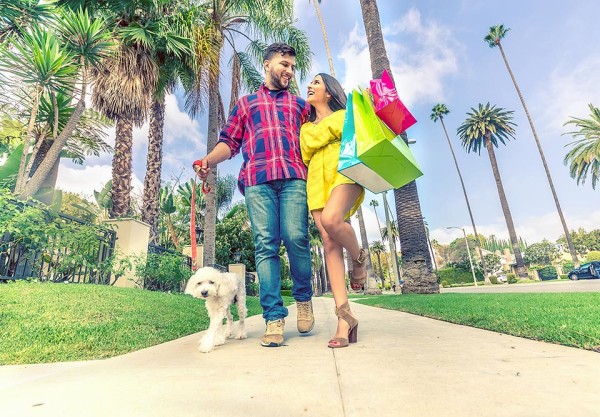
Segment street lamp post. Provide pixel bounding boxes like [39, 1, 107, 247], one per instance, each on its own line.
[447, 226, 477, 286]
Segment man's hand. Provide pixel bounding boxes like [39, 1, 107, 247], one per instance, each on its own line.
[192, 158, 211, 180]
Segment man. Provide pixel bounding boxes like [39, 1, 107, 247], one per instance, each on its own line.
[193, 43, 314, 347]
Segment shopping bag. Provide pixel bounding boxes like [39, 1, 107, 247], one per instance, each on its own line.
[370, 69, 416, 134]
[338, 88, 423, 193]
[338, 91, 393, 193]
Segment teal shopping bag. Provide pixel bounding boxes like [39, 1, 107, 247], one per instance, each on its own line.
[338, 89, 423, 193]
[338, 92, 394, 193]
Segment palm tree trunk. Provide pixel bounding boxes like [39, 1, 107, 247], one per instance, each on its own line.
[203, 35, 223, 266]
[312, 0, 335, 76]
[15, 86, 43, 194]
[440, 118, 489, 283]
[497, 43, 579, 266]
[485, 135, 528, 278]
[359, 0, 438, 294]
[110, 117, 133, 218]
[20, 61, 88, 199]
[142, 95, 166, 244]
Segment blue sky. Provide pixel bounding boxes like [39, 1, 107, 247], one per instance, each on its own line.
[56, 0, 600, 245]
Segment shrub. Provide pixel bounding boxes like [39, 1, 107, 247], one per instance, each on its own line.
[134, 252, 191, 293]
[562, 260, 574, 272]
[281, 278, 293, 291]
[441, 280, 449, 288]
[507, 273, 518, 284]
[437, 267, 481, 285]
[247, 281, 259, 297]
[281, 289, 292, 297]
[537, 265, 558, 280]
[586, 251, 600, 262]
[488, 275, 498, 284]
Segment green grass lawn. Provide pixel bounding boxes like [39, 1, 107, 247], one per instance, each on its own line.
[354, 293, 600, 351]
[0, 281, 281, 365]
[3, 282, 599, 365]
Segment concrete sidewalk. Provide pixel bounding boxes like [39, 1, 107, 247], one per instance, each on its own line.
[1, 297, 599, 417]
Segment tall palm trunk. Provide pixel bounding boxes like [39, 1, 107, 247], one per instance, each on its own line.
[357, 206, 379, 294]
[484, 134, 528, 278]
[439, 117, 489, 283]
[20, 59, 89, 199]
[110, 117, 134, 218]
[372, 202, 392, 277]
[15, 85, 43, 194]
[496, 43, 579, 266]
[203, 35, 223, 266]
[358, 0, 438, 294]
[142, 95, 166, 244]
[312, 0, 335, 76]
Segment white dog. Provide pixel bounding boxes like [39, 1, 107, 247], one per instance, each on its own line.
[185, 267, 247, 353]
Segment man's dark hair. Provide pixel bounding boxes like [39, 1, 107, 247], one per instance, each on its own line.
[263, 43, 296, 61]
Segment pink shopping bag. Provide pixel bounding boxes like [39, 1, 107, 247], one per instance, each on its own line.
[370, 69, 417, 134]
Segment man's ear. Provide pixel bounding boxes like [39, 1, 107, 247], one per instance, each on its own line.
[263, 59, 270, 71]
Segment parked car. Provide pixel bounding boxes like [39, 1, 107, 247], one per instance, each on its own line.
[497, 274, 507, 283]
[567, 261, 600, 280]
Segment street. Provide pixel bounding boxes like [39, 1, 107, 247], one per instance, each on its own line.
[440, 278, 600, 293]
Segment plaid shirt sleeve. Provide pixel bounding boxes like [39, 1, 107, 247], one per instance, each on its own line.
[218, 100, 245, 158]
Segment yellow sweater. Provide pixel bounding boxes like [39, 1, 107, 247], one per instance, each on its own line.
[300, 110, 364, 216]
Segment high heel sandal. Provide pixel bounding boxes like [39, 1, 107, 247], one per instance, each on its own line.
[328, 302, 359, 348]
[350, 248, 368, 290]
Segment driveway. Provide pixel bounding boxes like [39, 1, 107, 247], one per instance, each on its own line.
[441, 279, 600, 293]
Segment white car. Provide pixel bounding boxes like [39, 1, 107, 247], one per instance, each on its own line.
[497, 274, 507, 283]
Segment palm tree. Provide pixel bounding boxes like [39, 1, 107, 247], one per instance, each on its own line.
[369, 199, 384, 241]
[485, 24, 579, 267]
[431, 103, 489, 283]
[28, 93, 112, 196]
[358, 0, 438, 294]
[188, 0, 311, 265]
[140, 3, 196, 243]
[563, 103, 600, 190]
[1, 25, 77, 195]
[369, 240, 385, 283]
[355, 205, 379, 294]
[308, 0, 335, 76]
[4, 9, 114, 199]
[457, 102, 528, 278]
[0, 0, 54, 44]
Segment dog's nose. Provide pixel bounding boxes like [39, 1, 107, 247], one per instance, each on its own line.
[201, 290, 209, 297]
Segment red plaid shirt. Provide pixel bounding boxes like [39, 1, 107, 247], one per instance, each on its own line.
[218, 84, 311, 194]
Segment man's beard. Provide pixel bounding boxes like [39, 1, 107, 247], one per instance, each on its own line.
[269, 69, 290, 90]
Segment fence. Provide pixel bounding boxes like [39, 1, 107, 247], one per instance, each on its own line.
[0, 200, 116, 284]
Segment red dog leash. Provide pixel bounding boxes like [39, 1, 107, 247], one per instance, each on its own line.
[190, 160, 211, 270]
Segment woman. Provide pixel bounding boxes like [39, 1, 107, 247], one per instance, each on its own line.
[300, 73, 367, 348]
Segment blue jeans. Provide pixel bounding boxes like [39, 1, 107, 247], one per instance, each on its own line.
[245, 179, 313, 322]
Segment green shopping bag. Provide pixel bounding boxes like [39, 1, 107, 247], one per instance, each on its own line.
[338, 92, 393, 193]
[352, 87, 423, 192]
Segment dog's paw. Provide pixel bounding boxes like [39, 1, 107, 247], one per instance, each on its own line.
[199, 342, 214, 353]
[215, 336, 226, 346]
[235, 331, 247, 340]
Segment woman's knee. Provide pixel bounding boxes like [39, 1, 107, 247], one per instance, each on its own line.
[321, 210, 344, 236]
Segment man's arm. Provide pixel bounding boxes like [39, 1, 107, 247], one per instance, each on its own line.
[193, 142, 232, 179]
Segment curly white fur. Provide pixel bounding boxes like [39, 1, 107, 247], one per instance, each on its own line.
[185, 267, 247, 353]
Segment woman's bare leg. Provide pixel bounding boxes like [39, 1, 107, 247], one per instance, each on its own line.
[312, 210, 350, 340]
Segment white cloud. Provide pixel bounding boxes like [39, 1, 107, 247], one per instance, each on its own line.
[339, 8, 460, 106]
[539, 56, 600, 132]
[56, 163, 144, 201]
[163, 94, 206, 153]
[430, 209, 600, 245]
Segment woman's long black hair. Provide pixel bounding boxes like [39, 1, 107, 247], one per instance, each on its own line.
[308, 73, 347, 122]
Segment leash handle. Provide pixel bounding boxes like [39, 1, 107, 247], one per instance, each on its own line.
[192, 159, 211, 194]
